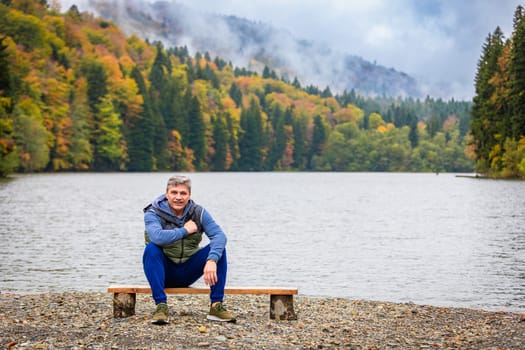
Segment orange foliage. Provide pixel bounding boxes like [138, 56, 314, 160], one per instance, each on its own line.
[377, 125, 388, 133]
[119, 55, 135, 75]
[220, 97, 237, 111]
[443, 115, 458, 132]
[266, 93, 292, 110]
[235, 76, 264, 95]
[125, 35, 156, 69]
[324, 97, 340, 112]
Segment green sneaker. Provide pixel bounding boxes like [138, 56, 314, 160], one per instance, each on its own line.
[151, 303, 170, 325]
[207, 302, 236, 322]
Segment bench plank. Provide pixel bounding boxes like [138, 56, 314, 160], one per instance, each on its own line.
[108, 285, 298, 295]
[108, 284, 298, 320]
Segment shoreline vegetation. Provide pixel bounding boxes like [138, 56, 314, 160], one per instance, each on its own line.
[1, 292, 523, 349]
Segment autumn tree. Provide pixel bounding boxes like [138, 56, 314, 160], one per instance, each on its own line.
[12, 98, 49, 172]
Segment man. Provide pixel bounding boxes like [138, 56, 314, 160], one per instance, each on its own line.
[143, 174, 234, 324]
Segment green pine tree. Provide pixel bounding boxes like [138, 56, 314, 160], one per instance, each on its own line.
[127, 66, 154, 171]
[238, 99, 263, 170]
[265, 105, 286, 170]
[509, 5, 525, 139]
[211, 114, 229, 171]
[470, 27, 505, 171]
[307, 115, 327, 170]
[187, 95, 206, 169]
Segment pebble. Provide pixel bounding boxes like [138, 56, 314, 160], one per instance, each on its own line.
[0, 292, 523, 349]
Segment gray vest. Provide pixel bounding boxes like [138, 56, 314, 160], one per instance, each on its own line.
[144, 202, 204, 264]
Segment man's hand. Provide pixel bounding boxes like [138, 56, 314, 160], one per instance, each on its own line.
[203, 260, 218, 286]
[183, 220, 198, 235]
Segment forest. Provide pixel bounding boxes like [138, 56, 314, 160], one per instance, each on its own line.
[0, 0, 475, 177]
[470, 4, 525, 179]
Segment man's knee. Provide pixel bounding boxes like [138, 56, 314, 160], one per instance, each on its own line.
[143, 242, 165, 261]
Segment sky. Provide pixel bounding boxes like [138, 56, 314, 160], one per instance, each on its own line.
[64, 0, 523, 100]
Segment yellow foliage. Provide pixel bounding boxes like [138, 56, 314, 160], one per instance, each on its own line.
[266, 93, 292, 110]
[236, 76, 264, 95]
[368, 113, 385, 129]
[220, 97, 237, 111]
[118, 55, 135, 76]
[126, 34, 156, 69]
[324, 97, 340, 112]
[489, 144, 502, 170]
[101, 55, 123, 80]
[172, 64, 188, 82]
[333, 104, 364, 124]
[217, 65, 234, 88]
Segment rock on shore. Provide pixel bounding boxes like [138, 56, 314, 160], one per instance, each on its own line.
[1, 292, 523, 349]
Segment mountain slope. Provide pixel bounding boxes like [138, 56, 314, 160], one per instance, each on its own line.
[86, 0, 423, 98]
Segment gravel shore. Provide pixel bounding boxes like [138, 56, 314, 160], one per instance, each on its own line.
[1, 291, 523, 349]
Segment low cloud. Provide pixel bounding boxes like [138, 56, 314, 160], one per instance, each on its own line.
[61, 0, 522, 99]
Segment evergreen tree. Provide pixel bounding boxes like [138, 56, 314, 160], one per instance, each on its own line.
[321, 86, 333, 98]
[163, 76, 185, 131]
[229, 83, 242, 107]
[238, 99, 263, 170]
[68, 82, 93, 170]
[226, 112, 239, 169]
[470, 27, 505, 171]
[151, 102, 170, 170]
[509, 5, 525, 139]
[292, 118, 305, 169]
[0, 36, 11, 99]
[292, 77, 301, 89]
[211, 114, 229, 171]
[0, 106, 18, 176]
[147, 46, 171, 169]
[149, 43, 170, 92]
[128, 67, 154, 171]
[187, 95, 206, 169]
[83, 60, 107, 113]
[409, 121, 419, 148]
[265, 105, 286, 170]
[176, 89, 192, 145]
[307, 115, 327, 169]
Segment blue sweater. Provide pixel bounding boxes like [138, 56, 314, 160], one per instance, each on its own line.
[144, 195, 227, 263]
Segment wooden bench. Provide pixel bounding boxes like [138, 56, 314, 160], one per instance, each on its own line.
[108, 285, 298, 320]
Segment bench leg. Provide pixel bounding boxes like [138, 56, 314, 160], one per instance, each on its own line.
[112, 292, 136, 318]
[270, 295, 297, 320]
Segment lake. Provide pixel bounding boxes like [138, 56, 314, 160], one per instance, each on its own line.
[0, 172, 523, 313]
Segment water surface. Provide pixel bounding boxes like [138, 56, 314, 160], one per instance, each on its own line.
[0, 172, 523, 312]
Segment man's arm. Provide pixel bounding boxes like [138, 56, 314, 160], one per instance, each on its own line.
[201, 209, 227, 262]
[144, 210, 197, 246]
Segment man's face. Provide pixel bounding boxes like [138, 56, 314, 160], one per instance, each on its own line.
[166, 183, 191, 215]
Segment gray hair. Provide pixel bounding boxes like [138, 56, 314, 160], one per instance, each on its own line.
[166, 174, 192, 192]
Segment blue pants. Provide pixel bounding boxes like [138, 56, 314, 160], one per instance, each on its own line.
[142, 243, 227, 305]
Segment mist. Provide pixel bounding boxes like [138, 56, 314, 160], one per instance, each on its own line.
[60, 0, 522, 100]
